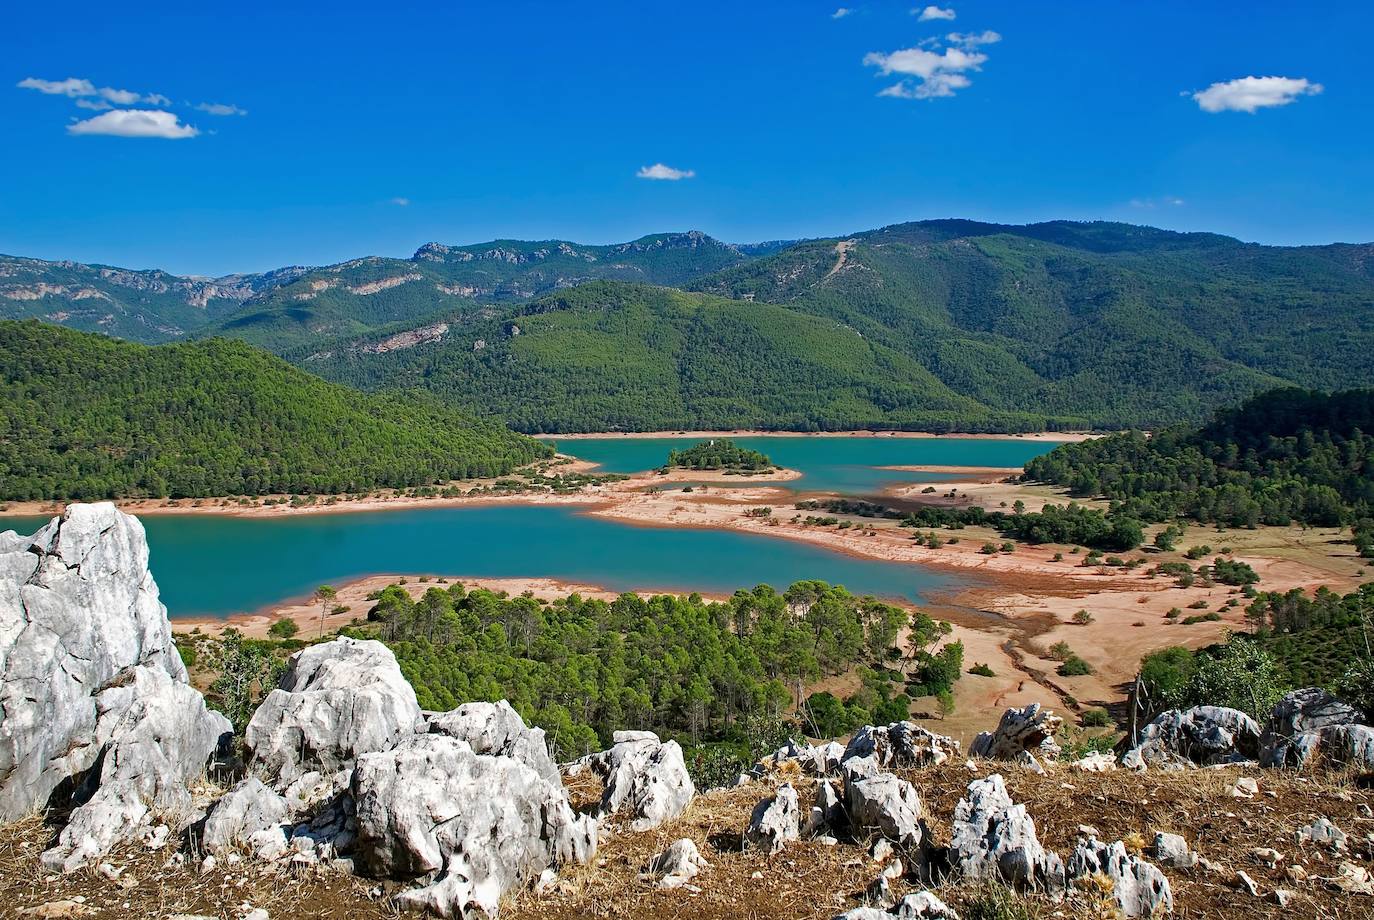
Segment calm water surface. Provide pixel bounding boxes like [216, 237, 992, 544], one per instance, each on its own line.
[1, 438, 1062, 620]
[551, 435, 1061, 495]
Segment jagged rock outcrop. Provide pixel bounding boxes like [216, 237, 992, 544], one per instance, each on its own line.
[566, 730, 695, 831]
[1260, 688, 1374, 769]
[805, 779, 845, 836]
[969, 704, 1062, 762]
[352, 733, 596, 918]
[427, 700, 559, 783]
[950, 774, 1065, 894]
[757, 739, 846, 776]
[201, 777, 290, 861]
[1068, 837, 1173, 917]
[245, 637, 422, 797]
[1122, 706, 1261, 769]
[835, 891, 960, 919]
[744, 783, 801, 854]
[846, 772, 925, 849]
[0, 505, 231, 872]
[845, 722, 960, 769]
[643, 838, 709, 889]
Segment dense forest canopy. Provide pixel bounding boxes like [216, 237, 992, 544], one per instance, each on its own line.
[351, 580, 961, 760]
[0, 320, 550, 501]
[666, 439, 774, 471]
[1023, 388, 1374, 534]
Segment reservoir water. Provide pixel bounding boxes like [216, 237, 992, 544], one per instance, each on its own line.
[550, 435, 1060, 495]
[1, 436, 1063, 620]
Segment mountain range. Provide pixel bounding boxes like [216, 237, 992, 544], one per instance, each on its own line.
[6, 219, 1374, 432]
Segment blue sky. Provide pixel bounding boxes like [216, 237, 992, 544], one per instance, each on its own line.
[3, 1, 1371, 276]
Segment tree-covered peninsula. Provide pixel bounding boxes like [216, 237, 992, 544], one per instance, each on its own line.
[0, 320, 550, 501]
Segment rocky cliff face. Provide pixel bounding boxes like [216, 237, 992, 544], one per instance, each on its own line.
[0, 503, 232, 870]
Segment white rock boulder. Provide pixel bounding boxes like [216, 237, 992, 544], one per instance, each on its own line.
[744, 782, 801, 854]
[1068, 837, 1173, 917]
[845, 722, 960, 769]
[1122, 706, 1261, 769]
[245, 637, 422, 792]
[352, 733, 596, 918]
[950, 774, 1065, 894]
[643, 838, 710, 889]
[969, 705, 1062, 762]
[567, 731, 695, 831]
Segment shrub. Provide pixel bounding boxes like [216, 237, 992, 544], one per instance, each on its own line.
[1047, 640, 1074, 662]
[980, 542, 999, 555]
[1081, 707, 1112, 727]
[267, 617, 300, 639]
[968, 662, 996, 677]
[1072, 609, 1094, 625]
[1058, 655, 1094, 677]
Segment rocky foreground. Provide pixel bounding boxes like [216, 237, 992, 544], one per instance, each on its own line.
[2, 505, 1373, 919]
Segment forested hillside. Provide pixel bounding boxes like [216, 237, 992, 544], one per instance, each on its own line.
[0, 321, 550, 501]
[691, 220, 1374, 428]
[1023, 388, 1374, 531]
[296, 282, 1070, 433]
[289, 220, 1374, 432]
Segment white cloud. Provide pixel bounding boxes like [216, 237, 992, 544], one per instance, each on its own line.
[947, 29, 1000, 46]
[1129, 196, 1186, 209]
[865, 41, 989, 99]
[1192, 76, 1322, 113]
[916, 5, 955, 20]
[196, 101, 247, 116]
[636, 163, 695, 181]
[389, 197, 411, 206]
[832, 7, 854, 18]
[18, 76, 96, 97]
[67, 109, 199, 139]
[19, 76, 172, 108]
[99, 87, 141, 105]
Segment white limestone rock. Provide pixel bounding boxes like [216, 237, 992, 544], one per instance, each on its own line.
[969, 704, 1063, 762]
[834, 891, 960, 919]
[643, 838, 710, 889]
[352, 733, 596, 918]
[245, 637, 422, 793]
[950, 774, 1065, 894]
[426, 700, 558, 783]
[1260, 688, 1368, 768]
[846, 772, 925, 849]
[0, 505, 216, 826]
[1068, 837, 1173, 917]
[1122, 706, 1261, 770]
[1149, 831, 1197, 869]
[41, 664, 230, 872]
[844, 722, 960, 769]
[568, 731, 695, 831]
[744, 782, 801, 854]
[201, 778, 291, 861]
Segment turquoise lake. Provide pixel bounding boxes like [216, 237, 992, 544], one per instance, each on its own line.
[1, 437, 1062, 621]
[551, 435, 1062, 495]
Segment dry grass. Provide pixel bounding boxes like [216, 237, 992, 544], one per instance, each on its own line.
[3, 762, 1372, 919]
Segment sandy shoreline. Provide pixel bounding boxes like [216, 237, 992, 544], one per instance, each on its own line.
[549, 429, 1097, 442]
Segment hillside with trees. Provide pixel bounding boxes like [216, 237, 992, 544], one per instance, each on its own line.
[1023, 388, 1374, 535]
[288, 220, 1374, 432]
[354, 579, 962, 770]
[0, 320, 550, 501]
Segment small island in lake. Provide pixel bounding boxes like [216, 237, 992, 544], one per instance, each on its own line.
[663, 438, 776, 473]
